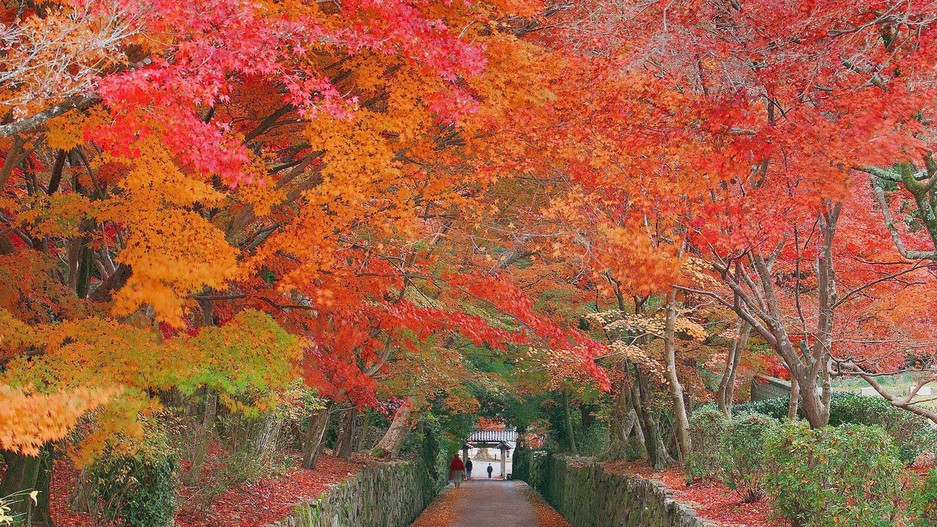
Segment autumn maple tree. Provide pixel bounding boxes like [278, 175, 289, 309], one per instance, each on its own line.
[431, 0, 937, 473]
[0, 0, 617, 522]
[517, 0, 937, 430]
[1, 0, 936, 524]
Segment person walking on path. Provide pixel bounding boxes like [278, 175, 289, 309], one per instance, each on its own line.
[465, 458, 474, 480]
[449, 454, 465, 487]
[487, 464, 493, 479]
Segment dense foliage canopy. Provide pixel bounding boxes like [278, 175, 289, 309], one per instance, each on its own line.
[0, 0, 935, 524]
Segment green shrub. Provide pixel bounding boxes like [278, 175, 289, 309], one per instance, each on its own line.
[216, 449, 269, 489]
[764, 423, 903, 527]
[720, 413, 777, 502]
[93, 452, 176, 527]
[579, 423, 609, 456]
[737, 393, 935, 463]
[87, 423, 176, 527]
[827, 392, 889, 425]
[686, 408, 729, 482]
[827, 393, 934, 462]
[910, 468, 937, 527]
[734, 397, 791, 420]
[906, 427, 937, 464]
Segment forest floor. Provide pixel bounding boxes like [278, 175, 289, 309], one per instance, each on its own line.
[410, 480, 571, 527]
[50, 451, 366, 527]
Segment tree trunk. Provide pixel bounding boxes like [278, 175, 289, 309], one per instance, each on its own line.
[603, 281, 638, 461]
[202, 387, 218, 426]
[629, 408, 648, 459]
[630, 296, 663, 466]
[76, 243, 93, 299]
[724, 322, 750, 413]
[717, 318, 750, 416]
[255, 413, 283, 457]
[634, 368, 665, 467]
[334, 407, 359, 459]
[0, 446, 55, 527]
[65, 240, 94, 298]
[563, 390, 579, 455]
[663, 291, 691, 466]
[797, 377, 831, 428]
[301, 403, 332, 469]
[798, 206, 837, 428]
[69, 464, 96, 516]
[604, 368, 632, 460]
[657, 428, 676, 466]
[715, 205, 841, 430]
[374, 399, 415, 458]
[182, 422, 211, 485]
[787, 378, 800, 421]
[356, 411, 374, 451]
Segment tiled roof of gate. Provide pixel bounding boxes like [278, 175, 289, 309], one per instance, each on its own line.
[468, 429, 518, 442]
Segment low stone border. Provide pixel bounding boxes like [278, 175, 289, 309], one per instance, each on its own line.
[268, 461, 436, 527]
[521, 453, 717, 527]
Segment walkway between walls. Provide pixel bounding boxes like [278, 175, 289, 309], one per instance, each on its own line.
[410, 479, 571, 527]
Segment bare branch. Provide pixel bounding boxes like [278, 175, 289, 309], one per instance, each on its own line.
[0, 95, 98, 138]
[837, 361, 937, 424]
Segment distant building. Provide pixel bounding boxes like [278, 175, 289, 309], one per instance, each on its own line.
[464, 428, 517, 479]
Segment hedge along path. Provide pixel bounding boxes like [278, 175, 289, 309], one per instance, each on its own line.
[410, 480, 571, 527]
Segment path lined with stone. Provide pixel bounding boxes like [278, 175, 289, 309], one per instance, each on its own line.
[410, 480, 571, 527]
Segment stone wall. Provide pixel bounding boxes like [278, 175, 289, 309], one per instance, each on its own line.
[750, 374, 791, 401]
[268, 461, 436, 527]
[519, 451, 716, 527]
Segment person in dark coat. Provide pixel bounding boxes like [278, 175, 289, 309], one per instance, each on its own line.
[449, 454, 465, 487]
[486, 464, 493, 479]
[465, 458, 474, 480]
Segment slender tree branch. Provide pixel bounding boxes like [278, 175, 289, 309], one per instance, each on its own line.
[0, 95, 98, 138]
